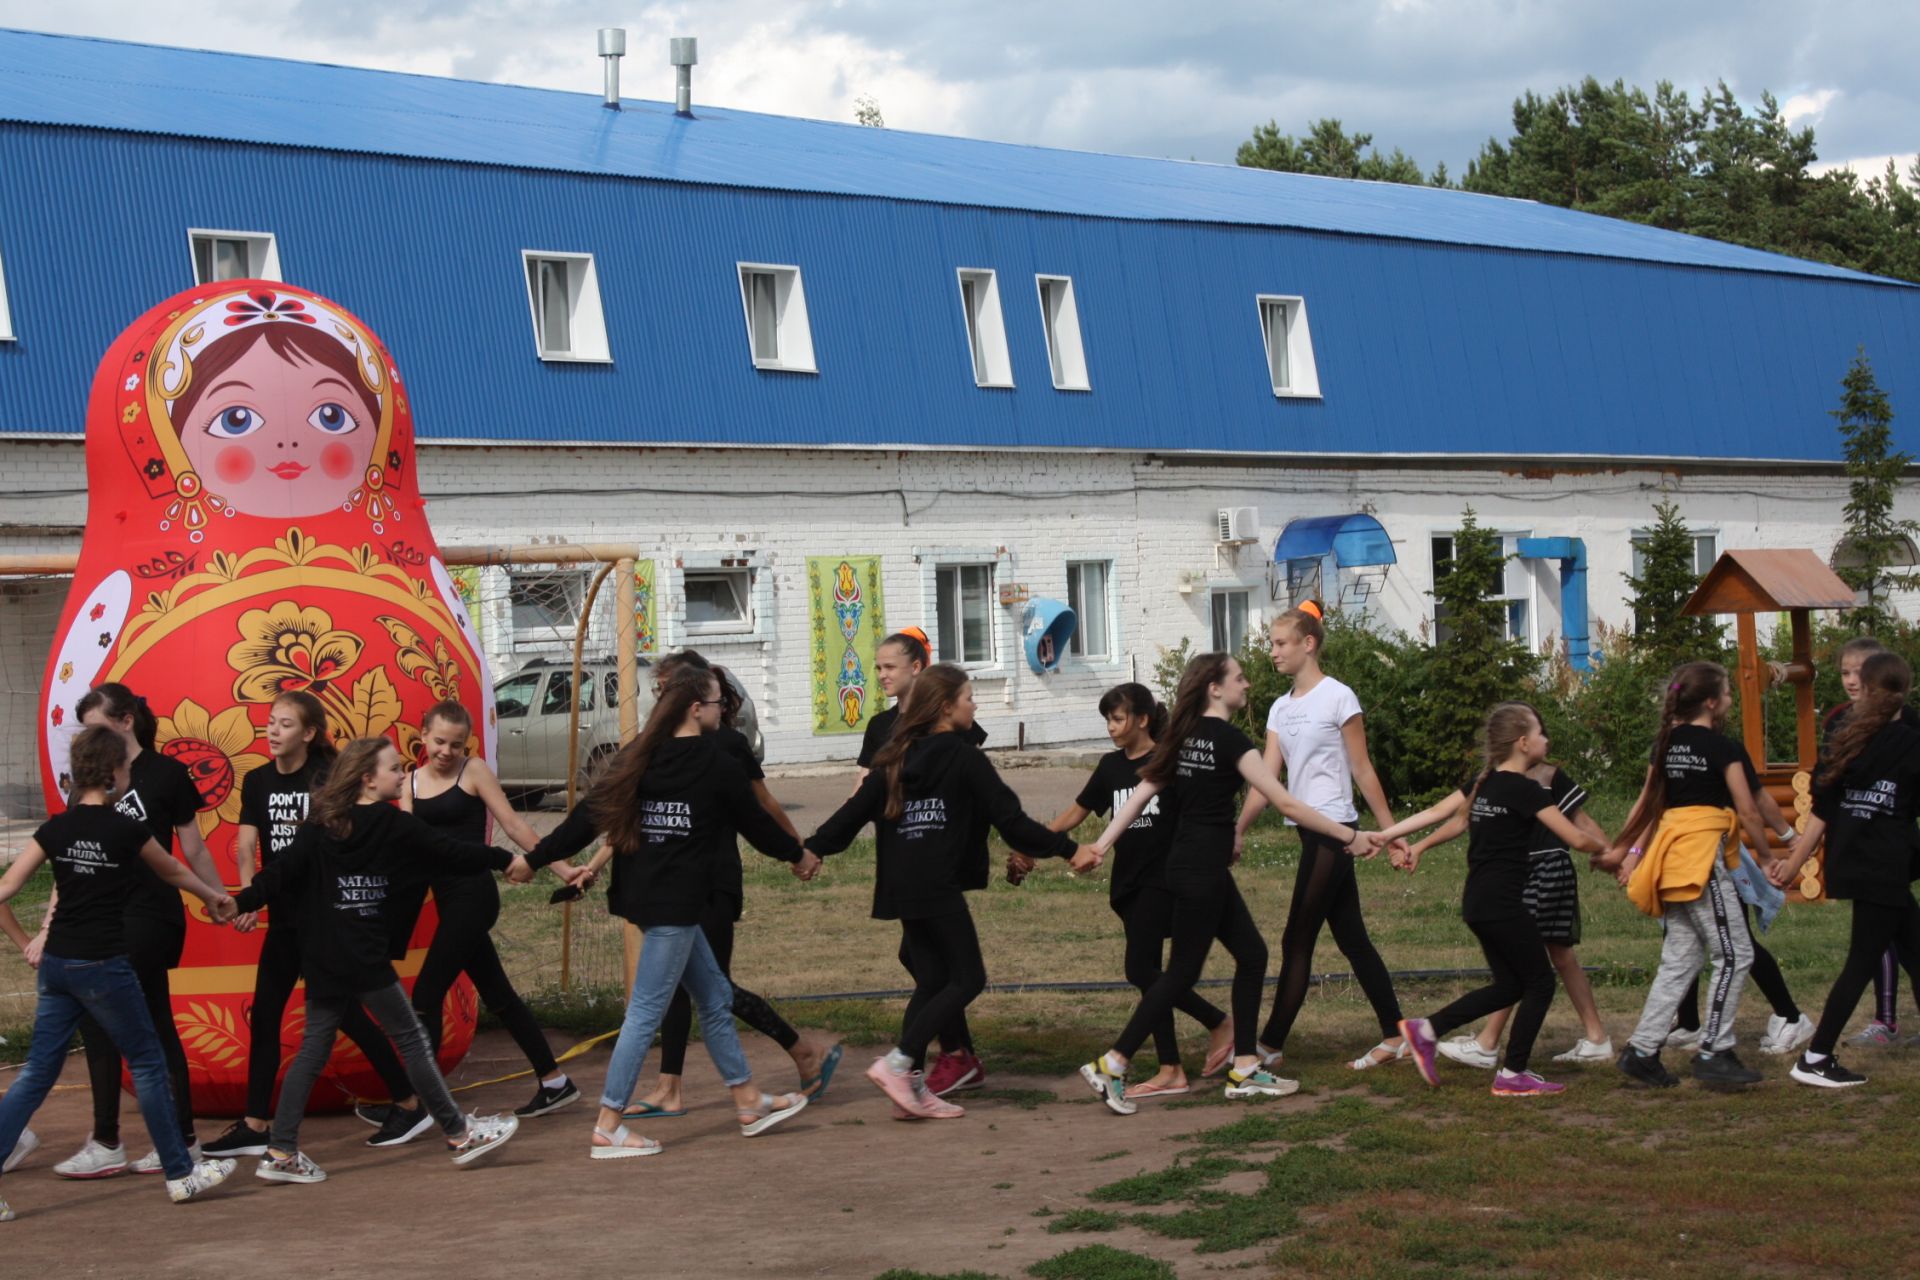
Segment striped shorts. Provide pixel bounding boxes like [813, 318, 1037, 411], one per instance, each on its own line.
[1522, 849, 1581, 945]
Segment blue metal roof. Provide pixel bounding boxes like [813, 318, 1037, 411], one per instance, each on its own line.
[0, 27, 1906, 288]
[1274, 515, 1397, 568]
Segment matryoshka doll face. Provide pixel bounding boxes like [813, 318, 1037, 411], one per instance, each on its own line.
[173, 325, 381, 518]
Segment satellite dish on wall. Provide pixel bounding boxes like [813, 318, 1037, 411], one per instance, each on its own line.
[1023, 598, 1076, 674]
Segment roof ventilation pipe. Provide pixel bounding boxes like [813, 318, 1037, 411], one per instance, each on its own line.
[598, 28, 626, 109]
[670, 36, 697, 116]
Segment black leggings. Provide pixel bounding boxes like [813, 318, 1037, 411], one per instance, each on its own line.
[1811, 899, 1920, 1055]
[1677, 904, 1798, 1028]
[409, 883, 560, 1078]
[898, 909, 988, 1069]
[1117, 873, 1266, 1061]
[78, 920, 193, 1148]
[247, 921, 414, 1119]
[658, 900, 800, 1076]
[899, 936, 973, 1053]
[1261, 829, 1403, 1049]
[1426, 915, 1556, 1073]
[1116, 887, 1227, 1066]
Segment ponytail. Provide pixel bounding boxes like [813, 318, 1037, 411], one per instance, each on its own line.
[75, 682, 157, 751]
[1620, 660, 1728, 849]
[1141, 653, 1233, 786]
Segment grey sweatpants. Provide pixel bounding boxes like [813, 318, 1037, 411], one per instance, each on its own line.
[1628, 859, 1754, 1056]
[270, 981, 465, 1152]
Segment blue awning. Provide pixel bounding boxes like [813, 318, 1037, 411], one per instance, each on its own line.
[1272, 514, 1396, 568]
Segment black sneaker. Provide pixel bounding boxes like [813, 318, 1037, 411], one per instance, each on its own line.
[366, 1106, 435, 1148]
[1616, 1045, 1679, 1089]
[514, 1079, 581, 1118]
[1691, 1050, 1762, 1088]
[1790, 1053, 1867, 1089]
[354, 1102, 395, 1128]
[201, 1120, 270, 1159]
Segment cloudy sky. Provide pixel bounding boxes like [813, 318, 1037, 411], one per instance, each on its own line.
[2, 0, 1914, 178]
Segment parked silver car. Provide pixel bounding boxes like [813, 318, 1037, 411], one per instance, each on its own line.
[492, 658, 762, 805]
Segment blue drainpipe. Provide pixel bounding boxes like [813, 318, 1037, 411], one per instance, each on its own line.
[1515, 537, 1590, 672]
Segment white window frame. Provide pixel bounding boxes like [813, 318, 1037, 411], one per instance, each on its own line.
[1210, 587, 1253, 654]
[520, 251, 611, 363]
[956, 268, 1014, 388]
[1431, 531, 1534, 647]
[0, 241, 12, 341]
[507, 568, 588, 652]
[186, 229, 281, 285]
[1255, 294, 1320, 398]
[1035, 274, 1090, 391]
[934, 562, 998, 666]
[737, 262, 818, 373]
[1630, 529, 1720, 581]
[1065, 559, 1116, 661]
[681, 567, 756, 637]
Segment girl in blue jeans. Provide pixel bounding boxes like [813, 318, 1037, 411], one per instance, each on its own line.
[530, 667, 813, 1158]
[0, 726, 238, 1221]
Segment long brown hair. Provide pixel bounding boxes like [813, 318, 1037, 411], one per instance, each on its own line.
[1141, 652, 1234, 786]
[275, 690, 337, 768]
[1620, 660, 1729, 848]
[75, 682, 158, 751]
[1821, 653, 1912, 786]
[308, 736, 394, 838]
[871, 664, 970, 820]
[67, 725, 128, 796]
[590, 666, 717, 853]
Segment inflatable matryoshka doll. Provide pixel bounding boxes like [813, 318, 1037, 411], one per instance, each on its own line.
[39, 281, 497, 1113]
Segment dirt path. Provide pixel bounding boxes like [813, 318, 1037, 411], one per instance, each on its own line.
[1, 1029, 1283, 1278]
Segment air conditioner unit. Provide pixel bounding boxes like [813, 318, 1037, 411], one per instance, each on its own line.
[1217, 506, 1259, 545]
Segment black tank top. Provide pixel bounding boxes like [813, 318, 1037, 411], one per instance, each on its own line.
[410, 761, 490, 841]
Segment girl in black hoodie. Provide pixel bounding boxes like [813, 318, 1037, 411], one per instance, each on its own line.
[1771, 653, 1920, 1089]
[230, 737, 525, 1183]
[805, 664, 1081, 1120]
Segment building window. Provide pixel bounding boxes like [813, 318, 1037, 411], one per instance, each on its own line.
[1284, 558, 1323, 607]
[957, 268, 1013, 387]
[684, 569, 754, 635]
[0, 242, 12, 341]
[738, 263, 817, 373]
[1066, 560, 1113, 659]
[1630, 530, 1719, 581]
[521, 252, 611, 362]
[1256, 295, 1320, 398]
[1036, 275, 1089, 390]
[188, 230, 280, 285]
[1211, 589, 1251, 654]
[509, 571, 586, 646]
[936, 564, 995, 664]
[1431, 534, 1532, 645]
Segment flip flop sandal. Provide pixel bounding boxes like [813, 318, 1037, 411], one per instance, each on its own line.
[590, 1125, 662, 1160]
[1127, 1081, 1191, 1098]
[739, 1092, 809, 1137]
[802, 1043, 846, 1100]
[620, 1101, 687, 1119]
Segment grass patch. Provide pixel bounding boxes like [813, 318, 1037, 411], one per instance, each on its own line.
[1026, 1244, 1174, 1280]
[1044, 1208, 1123, 1235]
[1087, 1154, 1252, 1206]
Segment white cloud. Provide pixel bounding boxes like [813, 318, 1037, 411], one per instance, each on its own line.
[1780, 87, 1838, 125]
[1812, 151, 1920, 181]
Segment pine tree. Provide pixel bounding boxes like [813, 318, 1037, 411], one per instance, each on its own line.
[1833, 348, 1916, 634]
[1626, 500, 1721, 667]
[1420, 508, 1533, 787]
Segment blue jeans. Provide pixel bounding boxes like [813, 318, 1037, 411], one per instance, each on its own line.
[600, 925, 750, 1110]
[0, 952, 193, 1180]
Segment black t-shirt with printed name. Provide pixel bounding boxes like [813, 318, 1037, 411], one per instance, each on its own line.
[1076, 749, 1176, 904]
[1656, 725, 1754, 810]
[34, 804, 156, 960]
[1813, 720, 1920, 905]
[1164, 717, 1258, 883]
[113, 749, 204, 925]
[238, 757, 325, 868]
[1462, 770, 1557, 922]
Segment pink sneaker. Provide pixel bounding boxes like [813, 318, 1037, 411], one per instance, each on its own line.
[1398, 1018, 1440, 1087]
[911, 1076, 966, 1119]
[1491, 1069, 1566, 1097]
[866, 1057, 927, 1114]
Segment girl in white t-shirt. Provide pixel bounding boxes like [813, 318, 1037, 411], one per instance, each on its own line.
[1234, 601, 1410, 1073]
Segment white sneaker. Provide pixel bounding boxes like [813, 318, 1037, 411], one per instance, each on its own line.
[1551, 1038, 1616, 1064]
[53, 1137, 128, 1180]
[1437, 1035, 1499, 1069]
[1760, 1014, 1815, 1056]
[131, 1140, 203, 1175]
[448, 1113, 518, 1166]
[3, 1128, 38, 1175]
[1664, 1026, 1703, 1052]
[166, 1158, 236, 1204]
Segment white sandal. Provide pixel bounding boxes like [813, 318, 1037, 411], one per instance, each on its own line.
[1348, 1039, 1410, 1071]
[739, 1091, 808, 1137]
[590, 1124, 662, 1160]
